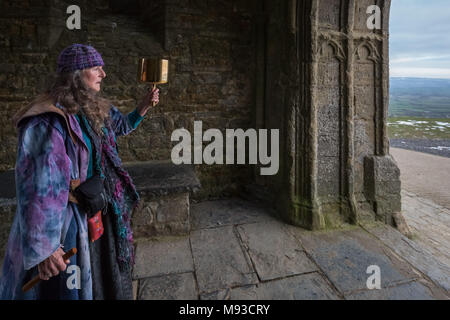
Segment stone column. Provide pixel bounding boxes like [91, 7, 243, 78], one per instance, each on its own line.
[264, 0, 400, 230]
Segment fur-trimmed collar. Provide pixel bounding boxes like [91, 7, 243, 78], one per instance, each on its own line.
[15, 97, 77, 144]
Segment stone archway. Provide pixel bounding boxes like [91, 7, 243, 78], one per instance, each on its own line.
[257, 0, 401, 230]
[0, 0, 401, 234]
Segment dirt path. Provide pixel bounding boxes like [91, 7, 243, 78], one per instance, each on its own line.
[390, 139, 450, 158]
[390, 147, 450, 209]
[390, 148, 450, 276]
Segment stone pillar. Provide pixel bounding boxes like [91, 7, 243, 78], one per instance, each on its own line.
[263, 0, 399, 230]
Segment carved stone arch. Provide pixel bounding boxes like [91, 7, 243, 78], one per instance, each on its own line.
[317, 38, 346, 62]
[354, 41, 381, 62]
[259, 0, 399, 231]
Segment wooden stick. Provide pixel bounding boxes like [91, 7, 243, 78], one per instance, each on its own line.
[22, 248, 77, 293]
[151, 83, 157, 107]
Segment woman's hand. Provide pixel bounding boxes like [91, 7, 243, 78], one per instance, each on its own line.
[37, 247, 70, 280]
[137, 87, 160, 117]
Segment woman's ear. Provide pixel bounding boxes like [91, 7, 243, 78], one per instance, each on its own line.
[79, 70, 88, 86]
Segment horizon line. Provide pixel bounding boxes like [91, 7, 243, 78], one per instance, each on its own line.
[390, 76, 450, 80]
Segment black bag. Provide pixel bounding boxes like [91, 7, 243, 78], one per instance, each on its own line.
[73, 174, 107, 217]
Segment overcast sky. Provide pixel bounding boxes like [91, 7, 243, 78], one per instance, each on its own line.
[390, 0, 450, 79]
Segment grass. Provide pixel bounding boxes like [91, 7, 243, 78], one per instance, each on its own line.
[389, 78, 450, 118]
[387, 117, 450, 140]
[389, 99, 450, 118]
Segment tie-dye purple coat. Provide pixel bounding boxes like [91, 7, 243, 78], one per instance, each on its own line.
[0, 105, 141, 299]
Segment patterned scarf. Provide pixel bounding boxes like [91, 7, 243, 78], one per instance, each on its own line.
[78, 113, 140, 272]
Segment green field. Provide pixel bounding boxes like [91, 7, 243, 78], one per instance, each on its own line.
[389, 97, 450, 118]
[389, 78, 450, 118]
[387, 78, 450, 139]
[387, 117, 450, 140]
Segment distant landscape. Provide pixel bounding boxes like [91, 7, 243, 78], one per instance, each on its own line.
[388, 77, 450, 157]
[388, 77, 450, 140]
[389, 77, 450, 118]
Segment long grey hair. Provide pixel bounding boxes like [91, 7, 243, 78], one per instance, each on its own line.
[14, 69, 111, 136]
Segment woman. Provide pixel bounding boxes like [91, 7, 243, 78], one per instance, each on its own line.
[0, 44, 158, 299]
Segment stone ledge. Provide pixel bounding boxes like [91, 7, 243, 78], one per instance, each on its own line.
[125, 160, 201, 198]
[132, 192, 191, 237]
[0, 160, 202, 200]
[126, 161, 201, 237]
[0, 161, 201, 239]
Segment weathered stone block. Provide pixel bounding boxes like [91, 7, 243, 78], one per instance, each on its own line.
[288, 227, 418, 295]
[354, 86, 376, 120]
[190, 226, 258, 294]
[318, 135, 339, 157]
[236, 221, 317, 281]
[354, 0, 382, 32]
[364, 155, 402, 226]
[132, 236, 194, 280]
[201, 273, 340, 300]
[366, 224, 450, 291]
[318, 0, 341, 30]
[190, 197, 274, 230]
[374, 181, 402, 198]
[346, 280, 439, 300]
[127, 161, 200, 237]
[138, 272, 198, 300]
[132, 195, 189, 235]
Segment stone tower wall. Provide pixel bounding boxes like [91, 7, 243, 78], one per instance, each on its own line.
[0, 0, 258, 200]
[0, 0, 400, 229]
[260, 0, 400, 229]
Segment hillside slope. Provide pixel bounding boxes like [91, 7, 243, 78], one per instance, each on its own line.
[389, 77, 450, 118]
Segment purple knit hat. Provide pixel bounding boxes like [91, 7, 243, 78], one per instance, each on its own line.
[56, 44, 104, 73]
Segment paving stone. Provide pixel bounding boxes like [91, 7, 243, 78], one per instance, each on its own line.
[201, 273, 340, 300]
[236, 221, 317, 281]
[401, 190, 450, 268]
[402, 190, 450, 225]
[288, 227, 419, 294]
[190, 198, 275, 230]
[190, 226, 258, 294]
[138, 272, 198, 300]
[132, 236, 194, 279]
[345, 280, 443, 300]
[365, 224, 450, 291]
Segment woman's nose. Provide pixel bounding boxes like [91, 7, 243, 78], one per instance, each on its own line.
[100, 69, 106, 78]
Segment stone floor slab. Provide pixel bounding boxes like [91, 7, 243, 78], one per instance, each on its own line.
[345, 280, 444, 300]
[138, 272, 198, 300]
[132, 236, 194, 279]
[365, 224, 450, 291]
[190, 198, 275, 230]
[190, 226, 258, 294]
[288, 227, 419, 295]
[236, 221, 317, 281]
[401, 190, 450, 268]
[201, 273, 340, 300]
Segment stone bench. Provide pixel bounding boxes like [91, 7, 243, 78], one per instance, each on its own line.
[0, 161, 201, 263]
[126, 161, 201, 238]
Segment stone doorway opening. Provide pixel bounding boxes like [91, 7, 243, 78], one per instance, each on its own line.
[254, 0, 402, 231]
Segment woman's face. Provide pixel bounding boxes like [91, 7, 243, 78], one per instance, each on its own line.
[82, 66, 106, 92]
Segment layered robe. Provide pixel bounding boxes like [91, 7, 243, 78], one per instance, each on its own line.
[0, 100, 143, 299]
